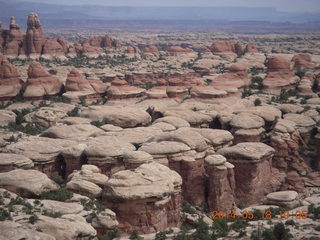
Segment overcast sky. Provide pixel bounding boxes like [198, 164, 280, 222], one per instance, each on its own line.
[11, 0, 320, 13]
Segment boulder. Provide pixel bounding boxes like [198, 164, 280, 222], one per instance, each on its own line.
[80, 105, 152, 128]
[0, 169, 58, 197]
[0, 153, 34, 173]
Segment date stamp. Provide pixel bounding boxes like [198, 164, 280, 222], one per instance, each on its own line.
[211, 210, 308, 220]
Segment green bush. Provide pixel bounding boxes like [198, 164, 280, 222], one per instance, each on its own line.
[181, 201, 196, 214]
[91, 118, 113, 128]
[212, 218, 228, 238]
[40, 188, 73, 202]
[42, 210, 62, 218]
[29, 214, 39, 224]
[261, 222, 292, 240]
[315, 225, 320, 232]
[129, 230, 143, 239]
[67, 106, 80, 117]
[51, 171, 64, 185]
[250, 76, 264, 90]
[0, 208, 12, 221]
[254, 98, 262, 106]
[98, 227, 120, 240]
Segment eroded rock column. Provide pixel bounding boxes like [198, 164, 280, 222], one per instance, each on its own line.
[103, 162, 182, 235]
[217, 142, 283, 206]
[204, 154, 236, 211]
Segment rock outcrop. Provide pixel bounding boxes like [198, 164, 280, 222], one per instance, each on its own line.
[263, 55, 299, 93]
[0, 53, 23, 99]
[217, 142, 284, 206]
[23, 61, 62, 98]
[0, 169, 58, 197]
[103, 162, 182, 234]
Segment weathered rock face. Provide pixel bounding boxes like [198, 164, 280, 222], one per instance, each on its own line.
[80, 105, 152, 128]
[270, 118, 313, 194]
[0, 169, 59, 197]
[144, 45, 159, 55]
[264, 55, 299, 93]
[66, 164, 108, 198]
[229, 113, 265, 144]
[217, 142, 284, 206]
[87, 35, 121, 49]
[127, 45, 139, 54]
[265, 190, 299, 208]
[25, 13, 45, 57]
[23, 61, 62, 98]
[42, 38, 67, 57]
[244, 43, 258, 53]
[107, 85, 146, 99]
[209, 40, 236, 53]
[4, 136, 76, 177]
[3, 17, 24, 57]
[0, 153, 34, 173]
[204, 155, 236, 211]
[65, 68, 95, 92]
[103, 162, 182, 234]
[0, 53, 23, 99]
[292, 53, 315, 72]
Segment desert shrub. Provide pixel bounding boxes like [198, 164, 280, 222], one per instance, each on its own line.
[250, 76, 264, 90]
[40, 188, 73, 202]
[42, 210, 62, 218]
[91, 118, 113, 128]
[315, 225, 320, 232]
[212, 218, 228, 238]
[129, 230, 143, 239]
[191, 218, 215, 240]
[242, 86, 253, 98]
[0, 208, 12, 221]
[141, 82, 156, 90]
[230, 218, 248, 231]
[254, 98, 262, 106]
[67, 106, 80, 117]
[0, 101, 12, 109]
[98, 227, 120, 240]
[261, 222, 292, 240]
[51, 171, 64, 185]
[29, 214, 39, 224]
[181, 201, 196, 214]
[308, 204, 320, 219]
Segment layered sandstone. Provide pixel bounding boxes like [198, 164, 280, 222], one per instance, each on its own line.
[103, 162, 182, 234]
[0, 53, 23, 99]
[23, 61, 62, 98]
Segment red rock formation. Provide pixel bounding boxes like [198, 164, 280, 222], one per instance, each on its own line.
[103, 163, 182, 234]
[205, 155, 236, 211]
[217, 143, 284, 206]
[244, 43, 258, 53]
[23, 61, 62, 98]
[209, 40, 235, 53]
[0, 53, 23, 99]
[127, 45, 139, 54]
[234, 42, 244, 55]
[270, 119, 310, 194]
[144, 45, 159, 55]
[264, 55, 299, 93]
[267, 55, 291, 71]
[81, 42, 102, 57]
[42, 38, 66, 57]
[24, 13, 45, 57]
[3, 17, 25, 57]
[292, 53, 315, 72]
[87, 35, 121, 49]
[65, 69, 94, 92]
